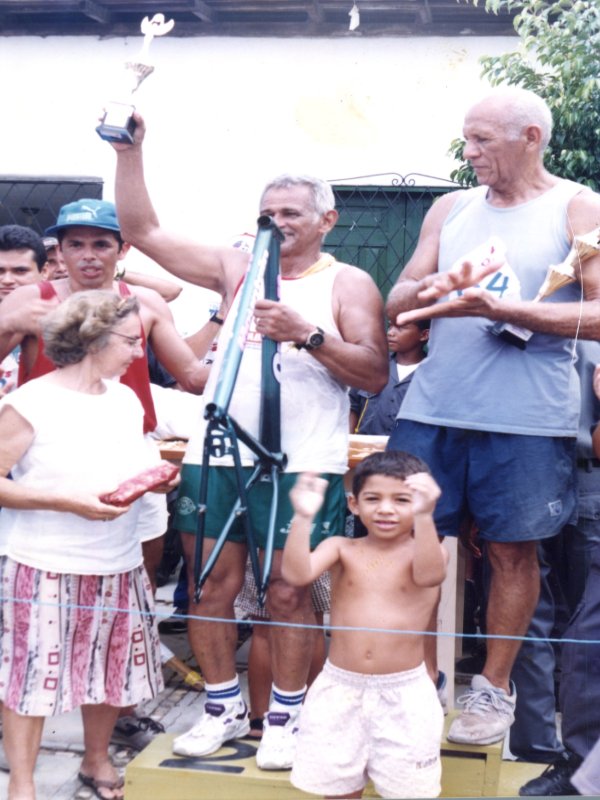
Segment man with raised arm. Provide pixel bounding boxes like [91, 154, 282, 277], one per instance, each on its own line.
[385, 87, 600, 748]
[109, 113, 388, 769]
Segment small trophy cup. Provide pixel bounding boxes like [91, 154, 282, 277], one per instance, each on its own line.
[96, 13, 175, 144]
[489, 227, 600, 349]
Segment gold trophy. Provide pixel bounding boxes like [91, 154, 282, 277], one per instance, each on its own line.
[489, 227, 600, 349]
[96, 13, 175, 144]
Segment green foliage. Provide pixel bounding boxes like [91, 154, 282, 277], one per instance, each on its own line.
[450, 0, 600, 191]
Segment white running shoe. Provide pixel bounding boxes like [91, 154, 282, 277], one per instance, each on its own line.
[447, 674, 516, 745]
[255, 710, 300, 770]
[172, 701, 250, 757]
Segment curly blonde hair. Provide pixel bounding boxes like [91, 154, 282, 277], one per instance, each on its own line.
[42, 290, 140, 367]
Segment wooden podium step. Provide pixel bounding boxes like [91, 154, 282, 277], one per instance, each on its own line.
[440, 713, 503, 797]
[125, 713, 507, 799]
[126, 734, 304, 799]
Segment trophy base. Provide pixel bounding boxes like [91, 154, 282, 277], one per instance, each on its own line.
[96, 102, 137, 144]
[488, 321, 533, 350]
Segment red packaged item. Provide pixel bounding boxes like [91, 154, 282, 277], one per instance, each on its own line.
[100, 461, 179, 507]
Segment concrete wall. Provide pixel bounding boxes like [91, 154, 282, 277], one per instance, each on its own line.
[1, 33, 517, 328]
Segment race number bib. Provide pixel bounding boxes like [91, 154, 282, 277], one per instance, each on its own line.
[448, 237, 522, 302]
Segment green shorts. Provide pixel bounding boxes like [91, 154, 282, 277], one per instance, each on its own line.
[174, 465, 346, 550]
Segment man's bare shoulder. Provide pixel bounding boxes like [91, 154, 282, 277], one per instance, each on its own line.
[567, 184, 600, 232]
[121, 284, 175, 339]
[331, 262, 381, 293]
[121, 282, 165, 308]
[330, 265, 386, 335]
[333, 261, 373, 278]
[425, 187, 465, 224]
[569, 182, 600, 202]
[392, 189, 465, 286]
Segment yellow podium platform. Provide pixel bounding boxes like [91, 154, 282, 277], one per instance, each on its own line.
[125, 713, 518, 799]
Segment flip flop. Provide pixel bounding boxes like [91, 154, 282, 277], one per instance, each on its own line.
[78, 771, 125, 800]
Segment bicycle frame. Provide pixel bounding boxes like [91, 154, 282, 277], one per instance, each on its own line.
[193, 215, 287, 605]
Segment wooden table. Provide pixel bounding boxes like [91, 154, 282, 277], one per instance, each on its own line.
[157, 434, 389, 468]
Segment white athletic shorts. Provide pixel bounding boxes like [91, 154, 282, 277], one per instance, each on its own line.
[291, 660, 443, 799]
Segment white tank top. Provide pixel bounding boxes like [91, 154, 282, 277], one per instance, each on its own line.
[184, 259, 349, 474]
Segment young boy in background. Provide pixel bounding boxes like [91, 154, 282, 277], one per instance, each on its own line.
[283, 450, 448, 799]
[349, 319, 430, 436]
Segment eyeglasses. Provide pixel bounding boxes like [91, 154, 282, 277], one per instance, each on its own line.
[110, 330, 143, 347]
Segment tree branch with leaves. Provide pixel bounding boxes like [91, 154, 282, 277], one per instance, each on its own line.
[450, 0, 600, 191]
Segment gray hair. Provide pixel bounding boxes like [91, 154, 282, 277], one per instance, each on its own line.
[260, 174, 336, 216]
[482, 87, 553, 151]
[42, 290, 140, 367]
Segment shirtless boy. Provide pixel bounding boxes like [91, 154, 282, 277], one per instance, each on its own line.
[282, 450, 448, 799]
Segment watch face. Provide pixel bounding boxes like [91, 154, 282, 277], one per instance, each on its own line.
[307, 330, 325, 348]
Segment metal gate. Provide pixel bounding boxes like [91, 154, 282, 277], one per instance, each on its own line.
[325, 173, 460, 298]
[0, 175, 103, 236]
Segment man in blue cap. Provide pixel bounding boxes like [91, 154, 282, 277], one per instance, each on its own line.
[0, 197, 211, 420]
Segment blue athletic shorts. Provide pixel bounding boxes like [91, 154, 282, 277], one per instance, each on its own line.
[173, 465, 347, 550]
[388, 420, 576, 542]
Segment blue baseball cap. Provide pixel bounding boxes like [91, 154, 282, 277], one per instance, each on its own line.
[45, 198, 120, 236]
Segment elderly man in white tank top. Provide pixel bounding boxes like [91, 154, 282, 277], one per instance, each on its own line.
[110, 120, 389, 770]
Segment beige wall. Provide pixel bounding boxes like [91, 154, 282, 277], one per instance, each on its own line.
[1, 33, 517, 327]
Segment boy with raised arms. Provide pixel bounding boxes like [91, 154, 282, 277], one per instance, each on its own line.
[282, 450, 448, 799]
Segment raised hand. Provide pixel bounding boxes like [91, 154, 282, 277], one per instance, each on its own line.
[107, 110, 147, 151]
[290, 472, 328, 519]
[403, 472, 441, 517]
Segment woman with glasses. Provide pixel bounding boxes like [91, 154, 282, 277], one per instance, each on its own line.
[0, 290, 178, 800]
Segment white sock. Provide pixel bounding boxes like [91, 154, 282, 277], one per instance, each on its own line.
[205, 676, 244, 707]
[269, 684, 307, 716]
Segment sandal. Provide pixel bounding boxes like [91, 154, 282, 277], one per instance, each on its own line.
[78, 771, 125, 800]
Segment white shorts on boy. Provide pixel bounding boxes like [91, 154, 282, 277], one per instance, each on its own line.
[291, 660, 443, 799]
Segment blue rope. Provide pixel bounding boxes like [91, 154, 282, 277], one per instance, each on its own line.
[2, 593, 599, 646]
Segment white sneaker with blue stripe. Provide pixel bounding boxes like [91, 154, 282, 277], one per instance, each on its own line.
[172, 700, 250, 757]
[256, 710, 300, 770]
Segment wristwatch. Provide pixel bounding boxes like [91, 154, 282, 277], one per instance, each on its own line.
[209, 312, 224, 326]
[296, 326, 325, 351]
